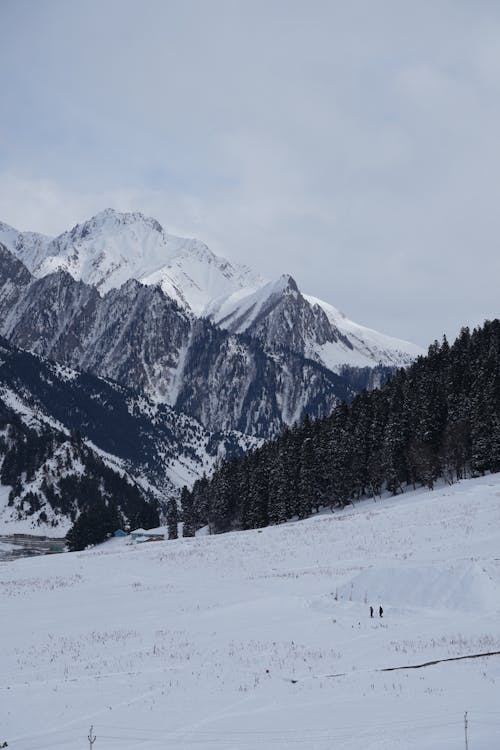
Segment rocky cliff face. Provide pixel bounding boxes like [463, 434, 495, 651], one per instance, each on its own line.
[0, 335, 257, 497]
[0, 210, 421, 372]
[174, 318, 353, 435]
[208, 274, 352, 357]
[0, 245, 352, 437]
[207, 274, 423, 372]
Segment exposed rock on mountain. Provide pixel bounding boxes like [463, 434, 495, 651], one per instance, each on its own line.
[0, 209, 422, 371]
[0, 245, 353, 437]
[0, 209, 423, 439]
[0, 335, 257, 500]
[207, 274, 422, 371]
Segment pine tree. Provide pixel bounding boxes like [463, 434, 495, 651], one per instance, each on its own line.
[166, 499, 178, 540]
[209, 463, 234, 533]
[268, 445, 290, 524]
[181, 485, 196, 537]
[243, 454, 269, 529]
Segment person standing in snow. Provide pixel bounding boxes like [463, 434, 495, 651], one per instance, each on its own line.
[370, 606, 374, 618]
[379, 605, 383, 618]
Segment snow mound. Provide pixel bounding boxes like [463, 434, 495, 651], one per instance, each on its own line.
[339, 561, 500, 613]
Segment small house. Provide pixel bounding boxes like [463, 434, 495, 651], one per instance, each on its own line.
[114, 529, 128, 538]
[130, 528, 165, 543]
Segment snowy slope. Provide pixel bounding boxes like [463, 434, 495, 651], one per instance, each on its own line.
[0, 221, 51, 271]
[206, 274, 294, 330]
[0, 210, 262, 314]
[0, 381, 160, 537]
[1, 474, 500, 749]
[142, 234, 263, 315]
[305, 294, 423, 370]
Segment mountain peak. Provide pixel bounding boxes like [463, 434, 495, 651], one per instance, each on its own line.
[272, 274, 299, 294]
[0, 209, 422, 373]
[0, 209, 264, 313]
[75, 208, 165, 236]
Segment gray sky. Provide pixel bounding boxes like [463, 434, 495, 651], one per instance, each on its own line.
[1, 0, 500, 346]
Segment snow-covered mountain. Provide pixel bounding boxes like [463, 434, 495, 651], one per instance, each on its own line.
[0, 209, 425, 444]
[0, 335, 259, 533]
[0, 221, 51, 273]
[0, 209, 263, 314]
[305, 295, 423, 369]
[0, 359, 159, 535]
[207, 274, 422, 371]
[0, 244, 355, 438]
[0, 209, 423, 371]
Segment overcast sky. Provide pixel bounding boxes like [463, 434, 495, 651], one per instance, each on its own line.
[1, 0, 500, 345]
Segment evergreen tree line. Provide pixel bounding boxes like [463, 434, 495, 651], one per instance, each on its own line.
[64, 457, 160, 551]
[181, 320, 500, 535]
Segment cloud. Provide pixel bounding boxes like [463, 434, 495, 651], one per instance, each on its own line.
[2, 1, 500, 345]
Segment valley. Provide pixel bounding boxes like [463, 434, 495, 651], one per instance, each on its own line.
[1, 474, 499, 749]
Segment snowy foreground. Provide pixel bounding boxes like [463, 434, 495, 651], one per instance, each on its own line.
[2, 476, 500, 749]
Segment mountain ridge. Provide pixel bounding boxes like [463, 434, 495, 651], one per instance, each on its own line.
[0, 209, 423, 372]
[0, 244, 355, 438]
[0, 209, 263, 314]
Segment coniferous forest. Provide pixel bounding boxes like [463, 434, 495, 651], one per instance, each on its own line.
[182, 320, 500, 535]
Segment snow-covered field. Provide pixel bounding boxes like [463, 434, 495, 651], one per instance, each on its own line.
[2, 475, 500, 749]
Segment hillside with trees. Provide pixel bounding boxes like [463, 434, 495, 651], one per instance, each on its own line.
[0, 397, 159, 549]
[182, 320, 500, 535]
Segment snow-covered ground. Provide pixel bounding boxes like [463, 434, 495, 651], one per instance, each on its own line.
[0, 540, 16, 552]
[2, 475, 500, 749]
